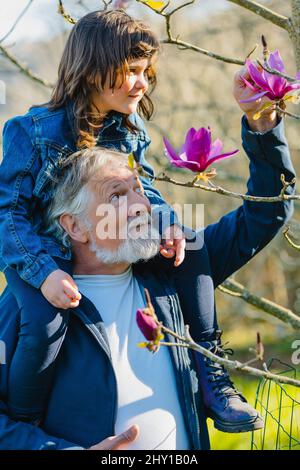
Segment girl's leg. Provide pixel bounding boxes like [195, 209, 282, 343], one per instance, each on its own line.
[5, 257, 73, 423]
[153, 231, 219, 342]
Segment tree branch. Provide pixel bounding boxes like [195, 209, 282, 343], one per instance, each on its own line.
[227, 0, 291, 31]
[161, 37, 245, 65]
[57, 0, 76, 24]
[219, 278, 300, 330]
[283, 226, 300, 251]
[0, 44, 54, 88]
[160, 324, 300, 388]
[153, 172, 299, 203]
[0, 0, 34, 44]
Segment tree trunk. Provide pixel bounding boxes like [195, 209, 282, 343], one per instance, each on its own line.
[290, 0, 300, 70]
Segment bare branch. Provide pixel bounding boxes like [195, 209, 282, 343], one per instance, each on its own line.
[0, 44, 54, 88]
[153, 172, 299, 203]
[227, 0, 291, 31]
[257, 60, 300, 84]
[160, 324, 300, 388]
[219, 278, 300, 330]
[275, 105, 300, 120]
[57, 0, 77, 24]
[0, 0, 34, 44]
[283, 226, 300, 251]
[161, 37, 245, 65]
[136, 0, 245, 65]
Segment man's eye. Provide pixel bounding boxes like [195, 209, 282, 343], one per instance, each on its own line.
[135, 187, 144, 195]
[110, 193, 120, 203]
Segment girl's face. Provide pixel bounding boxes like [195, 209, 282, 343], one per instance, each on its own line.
[91, 56, 155, 115]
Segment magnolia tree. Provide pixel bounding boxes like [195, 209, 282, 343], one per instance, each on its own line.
[1, 0, 300, 387]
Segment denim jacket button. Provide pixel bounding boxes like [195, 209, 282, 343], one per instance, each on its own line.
[60, 246, 67, 254]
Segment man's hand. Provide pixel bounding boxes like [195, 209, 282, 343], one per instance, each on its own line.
[40, 269, 81, 309]
[233, 64, 277, 133]
[88, 425, 139, 450]
[160, 225, 186, 267]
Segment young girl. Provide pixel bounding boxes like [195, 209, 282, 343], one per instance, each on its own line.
[0, 9, 260, 432]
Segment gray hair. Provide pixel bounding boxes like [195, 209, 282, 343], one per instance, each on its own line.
[45, 146, 131, 247]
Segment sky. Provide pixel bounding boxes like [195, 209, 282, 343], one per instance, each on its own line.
[0, 0, 230, 43]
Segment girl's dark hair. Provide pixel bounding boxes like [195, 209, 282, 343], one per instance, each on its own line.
[43, 9, 160, 148]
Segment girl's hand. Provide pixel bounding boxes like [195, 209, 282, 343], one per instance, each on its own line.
[41, 269, 82, 309]
[160, 225, 186, 267]
[233, 64, 277, 133]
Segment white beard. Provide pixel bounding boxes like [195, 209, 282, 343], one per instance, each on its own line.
[89, 214, 161, 265]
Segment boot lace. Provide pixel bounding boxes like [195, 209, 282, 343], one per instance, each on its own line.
[205, 343, 244, 402]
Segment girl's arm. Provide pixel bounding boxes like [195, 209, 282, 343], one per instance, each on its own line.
[0, 115, 60, 289]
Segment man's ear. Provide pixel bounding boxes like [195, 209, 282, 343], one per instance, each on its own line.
[59, 214, 89, 243]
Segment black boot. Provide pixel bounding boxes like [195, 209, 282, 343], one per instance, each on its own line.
[193, 331, 264, 433]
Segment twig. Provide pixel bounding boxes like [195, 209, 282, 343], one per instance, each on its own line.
[219, 278, 300, 330]
[154, 172, 299, 203]
[275, 105, 300, 120]
[136, 0, 245, 65]
[257, 60, 300, 84]
[227, 0, 291, 31]
[0, 44, 54, 88]
[161, 325, 300, 388]
[283, 226, 300, 251]
[161, 37, 245, 65]
[0, 0, 34, 44]
[58, 0, 77, 24]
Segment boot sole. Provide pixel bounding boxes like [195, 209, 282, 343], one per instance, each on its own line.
[212, 415, 264, 434]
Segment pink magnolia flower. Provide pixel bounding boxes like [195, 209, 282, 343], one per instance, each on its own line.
[163, 127, 238, 173]
[136, 289, 164, 353]
[240, 50, 300, 103]
[136, 308, 160, 341]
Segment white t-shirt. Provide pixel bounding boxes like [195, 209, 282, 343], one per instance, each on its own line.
[74, 266, 190, 450]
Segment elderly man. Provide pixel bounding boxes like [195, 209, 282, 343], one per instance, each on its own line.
[0, 104, 296, 450]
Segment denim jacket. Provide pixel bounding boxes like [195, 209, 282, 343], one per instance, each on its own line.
[0, 101, 174, 289]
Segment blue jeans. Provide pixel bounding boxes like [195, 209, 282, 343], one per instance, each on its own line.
[4, 257, 73, 423]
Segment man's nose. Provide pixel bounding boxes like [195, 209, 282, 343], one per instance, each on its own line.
[128, 195, 150, 218]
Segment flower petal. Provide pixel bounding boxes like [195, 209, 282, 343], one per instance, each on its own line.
[163, 137, 180, 163]
[184, 127, 211, 170]
[208, 138, 223, 160]
[206, 149, 239, 167]
[136, 309, 159, 341]
[241, 76, 260, 92]
[240, 90, 269, 103]
[268, 50, 286, 74]
[246, 59, 269, 90]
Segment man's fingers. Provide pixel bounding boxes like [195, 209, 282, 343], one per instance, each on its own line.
[108, 425, 139, 450]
